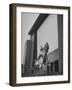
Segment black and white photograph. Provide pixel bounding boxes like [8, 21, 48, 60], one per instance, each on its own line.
[21, 13, 63, 77]
[9, 3, 70, 86]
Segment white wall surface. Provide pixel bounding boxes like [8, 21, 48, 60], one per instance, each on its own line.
[0, 0, 72, 90]
[37, 15, 58, 56]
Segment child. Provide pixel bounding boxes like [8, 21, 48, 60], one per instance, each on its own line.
[34, 42, 49, 69]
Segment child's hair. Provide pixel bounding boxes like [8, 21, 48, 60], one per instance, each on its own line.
[40, 46, 43, 51]
[44, 42, 49, 53]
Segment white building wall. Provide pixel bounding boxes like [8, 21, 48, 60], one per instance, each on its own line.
[37, 15, 58, 57]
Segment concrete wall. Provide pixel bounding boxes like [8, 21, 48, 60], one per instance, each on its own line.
[37, 14, 63, 74]
[37, 14, 58, 57]
[48, 49, 59, 63]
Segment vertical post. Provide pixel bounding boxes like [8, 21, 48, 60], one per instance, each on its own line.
[57, 15, 63, 74]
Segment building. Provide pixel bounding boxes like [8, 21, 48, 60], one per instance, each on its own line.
[22, 13, 63, 77]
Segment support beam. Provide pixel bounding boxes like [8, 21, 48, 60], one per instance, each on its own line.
[28, 14, 49, 35]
